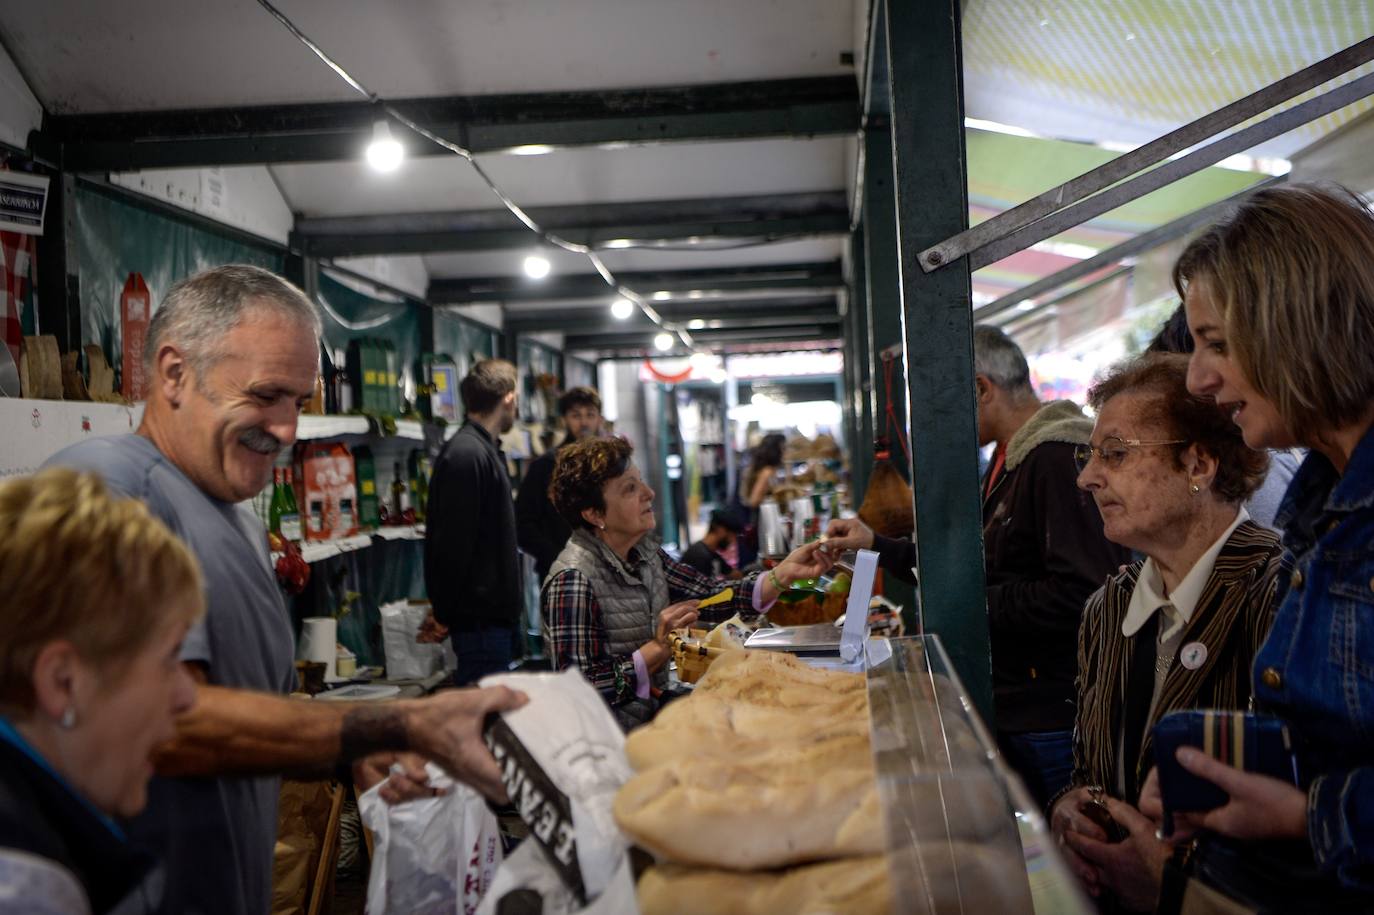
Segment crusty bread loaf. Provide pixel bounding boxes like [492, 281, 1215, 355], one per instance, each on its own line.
[625, 690, 869, 771]
[638, 855, 891, 915]
[614, 734, 883, 869]
[694, 648, 866, 695]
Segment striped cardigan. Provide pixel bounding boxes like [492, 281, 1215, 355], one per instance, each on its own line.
[1069, 520, 1283, 802]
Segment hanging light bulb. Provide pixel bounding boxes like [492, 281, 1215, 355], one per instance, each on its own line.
[523, 254, 552, 280]
[365, 120, 404, 172]
[653, 332, 674, 352]
[610, 298, 634, 320]
[708, 367, 728, 385]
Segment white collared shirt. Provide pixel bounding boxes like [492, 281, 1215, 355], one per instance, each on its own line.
[1122, 507, 1250, 641]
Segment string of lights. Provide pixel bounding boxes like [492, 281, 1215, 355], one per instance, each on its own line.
[253, 0, 704, 351]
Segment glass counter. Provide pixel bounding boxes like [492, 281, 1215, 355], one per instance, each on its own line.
[867, 635, 1092, 914]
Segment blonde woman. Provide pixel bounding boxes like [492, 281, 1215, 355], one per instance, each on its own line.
[0, 469, 203, 914]
[1135, 184, 1374, 912]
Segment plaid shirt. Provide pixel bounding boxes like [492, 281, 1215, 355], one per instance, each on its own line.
[543, 550, 761, 708]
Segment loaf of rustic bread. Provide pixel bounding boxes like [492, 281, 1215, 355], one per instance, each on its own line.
[625, 688, 869, 771]
[693, 647, 866, 697]
[613, 733, 883, 869]
[637, 855, 891, 915]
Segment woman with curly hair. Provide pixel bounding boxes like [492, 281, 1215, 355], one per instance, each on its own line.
[544, 436, 833, 730]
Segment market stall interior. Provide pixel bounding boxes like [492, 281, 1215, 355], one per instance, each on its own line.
[1, 0, 1373, 912]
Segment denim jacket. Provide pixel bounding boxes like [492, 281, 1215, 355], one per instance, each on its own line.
[1254, 424, 1374, 892]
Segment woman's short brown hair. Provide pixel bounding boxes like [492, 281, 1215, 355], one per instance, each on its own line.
[1173, 183, 1374, 439]
[1088, 353, 1269, 504]
[549, 437, 635, 530]
[0, 469, 206, 714]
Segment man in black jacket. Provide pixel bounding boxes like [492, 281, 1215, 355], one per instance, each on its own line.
[516, 386, 603, 581]
[425, 359, 525, 685]
[825, 326, 1128, 809]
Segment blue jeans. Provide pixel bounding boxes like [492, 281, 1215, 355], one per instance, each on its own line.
[451, 626, 516, 686]
[998, 728, 1074, 813]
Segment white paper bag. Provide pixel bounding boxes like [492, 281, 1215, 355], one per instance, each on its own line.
[357, 764, 502, 915]
[477, 669, 636, 913]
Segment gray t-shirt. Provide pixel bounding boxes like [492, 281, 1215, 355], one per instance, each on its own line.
[46, 434, 294, 915]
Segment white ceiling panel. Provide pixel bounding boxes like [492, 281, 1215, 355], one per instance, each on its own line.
[270, 137, 847, 216]
[2, 0, 857, 114]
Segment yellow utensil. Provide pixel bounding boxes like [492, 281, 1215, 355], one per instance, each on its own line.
[697, 587, 734, 609]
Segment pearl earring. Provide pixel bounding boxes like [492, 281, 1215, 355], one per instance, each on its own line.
[1190, 483, 1201, 494]
[599, 523, 606, 530]
[59, 707, 76, 730]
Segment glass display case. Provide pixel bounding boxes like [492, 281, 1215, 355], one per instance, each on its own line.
[867, 635, 1092, 914]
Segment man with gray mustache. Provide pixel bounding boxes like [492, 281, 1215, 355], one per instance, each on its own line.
[46, 265, 525, 915]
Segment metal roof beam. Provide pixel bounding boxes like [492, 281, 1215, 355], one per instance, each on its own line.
[974, 174, 1285, 322]
[508, 305, 839, 336]
[565, 323, 840, 350]
[292, 192, 848, 257]
[428, 259, 844, 304]
[39, 76, 860, 171]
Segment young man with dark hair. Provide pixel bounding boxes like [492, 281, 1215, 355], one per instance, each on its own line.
[426, 358, 525, 684]
[516, 386, 603, 581]
[677, 510, 743, 578]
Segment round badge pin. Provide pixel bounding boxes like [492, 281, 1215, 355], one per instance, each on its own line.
[1180, 641, 1208, 670]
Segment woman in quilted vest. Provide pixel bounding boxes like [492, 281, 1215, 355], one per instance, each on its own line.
[543, 436, 833, 731]
[1050, 353, 1278, 913]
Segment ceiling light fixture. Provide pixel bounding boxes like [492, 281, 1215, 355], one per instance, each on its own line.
[523, 254, 552, 280]
[365, 120, 404, 172]
[610, 298, 634, 320]
[651, 291, 672, 301]
[653, 332, 674, 352]
[687, 319, 706, 330]
[708, 367, 728, 385]
[510, 144, 554, 156]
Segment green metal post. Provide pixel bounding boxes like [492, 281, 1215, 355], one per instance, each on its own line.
[884, 0, 993, 722]
[847, 226, 875, 505]
[861, 113, 917, 621]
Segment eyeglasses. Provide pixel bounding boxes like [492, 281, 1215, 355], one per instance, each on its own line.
[1073, 436, 1187, 474]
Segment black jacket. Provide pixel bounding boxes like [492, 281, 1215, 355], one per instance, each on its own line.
[873, 401, 1130, 733]
[0, 733, 163, 914]
[516, 443, 572, 582]
[425, 421, 525, 631]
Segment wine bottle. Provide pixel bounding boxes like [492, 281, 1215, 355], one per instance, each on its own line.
[268, 467, 286, 536]
[390, 461, 407, 519]
[279, 466, 302, 542]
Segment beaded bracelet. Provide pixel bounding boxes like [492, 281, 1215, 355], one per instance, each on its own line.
[768, 568, 787, 593]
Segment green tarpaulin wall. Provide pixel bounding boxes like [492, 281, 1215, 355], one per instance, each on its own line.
[316, 268, 423, 404]
[73, 182, 284, 382]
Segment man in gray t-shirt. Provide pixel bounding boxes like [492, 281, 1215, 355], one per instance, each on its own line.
[47, 266, 524, 915]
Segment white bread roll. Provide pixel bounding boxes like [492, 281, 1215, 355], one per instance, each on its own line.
[613, 734, 883, 869]
[638, 855, 891, 915]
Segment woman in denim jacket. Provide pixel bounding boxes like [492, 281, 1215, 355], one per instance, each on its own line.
[1136, 184, 1374, 912]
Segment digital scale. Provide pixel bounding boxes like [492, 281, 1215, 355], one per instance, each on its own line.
[744, 549, 880, 664]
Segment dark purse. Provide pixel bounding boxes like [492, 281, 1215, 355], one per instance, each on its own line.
[1152, 710, 1300, 837]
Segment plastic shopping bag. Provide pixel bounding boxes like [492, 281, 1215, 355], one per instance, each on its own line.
[357, 763, 502, 915]
[379, 599, 450, 680]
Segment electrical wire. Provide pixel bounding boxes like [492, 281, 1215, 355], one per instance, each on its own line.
[253, 0, 706, 350]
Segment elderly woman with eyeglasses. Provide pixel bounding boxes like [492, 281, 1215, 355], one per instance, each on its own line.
[1046, 353, 1280, 913]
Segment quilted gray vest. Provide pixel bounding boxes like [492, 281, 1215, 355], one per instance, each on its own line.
[546, 528, 669, 730]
